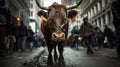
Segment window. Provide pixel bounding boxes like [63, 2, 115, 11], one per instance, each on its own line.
[90, 0, 93, 3]
[103, 15, 105, 25]
[30, 11, 33, 16]
[99, 18, 101, 27]
[30, 3, 33, 8]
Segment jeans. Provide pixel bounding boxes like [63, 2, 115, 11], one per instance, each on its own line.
[28, 42, 33, 49]
[91, 38, 98, 47]
[20, 37, 26, 50]
[84, 37, 94, 54]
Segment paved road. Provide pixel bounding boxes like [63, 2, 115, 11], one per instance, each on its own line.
[40, 47, 120, 67]
[63, 47, 120, 67]
[0, 47, 120, 67]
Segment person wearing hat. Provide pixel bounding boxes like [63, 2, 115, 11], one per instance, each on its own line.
[80, 17, 96, 54]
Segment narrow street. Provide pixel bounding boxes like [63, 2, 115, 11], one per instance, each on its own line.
[0, 47, 45, 67]
[0, 47, 120, 67]
[0, 0, 120, 67]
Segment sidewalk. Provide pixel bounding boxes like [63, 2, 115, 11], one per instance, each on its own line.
[0, 47, 46, 67]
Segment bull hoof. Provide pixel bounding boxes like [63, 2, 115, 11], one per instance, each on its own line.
[59, 60, 65, 66]
[47, 60, 53, 65]
[54, 58, 57, 62]
[54, 56, 58, 61]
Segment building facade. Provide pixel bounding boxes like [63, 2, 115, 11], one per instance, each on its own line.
[5, 0, 30, 24]
[29, 0, 42, 32]
[80, 0, 115, 31]
[61, 0, 67, 5]
[61, 0, 82, 26]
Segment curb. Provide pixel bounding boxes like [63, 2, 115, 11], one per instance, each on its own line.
[21, 47, 46, 66]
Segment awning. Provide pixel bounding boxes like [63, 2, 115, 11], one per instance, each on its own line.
[29, 18, 37, 22]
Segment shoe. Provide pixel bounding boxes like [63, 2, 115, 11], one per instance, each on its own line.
[90, 51, 94, 55]
[30, 49, 32, 51]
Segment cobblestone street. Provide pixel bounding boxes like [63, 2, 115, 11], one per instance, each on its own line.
[0, 47, 120, 67]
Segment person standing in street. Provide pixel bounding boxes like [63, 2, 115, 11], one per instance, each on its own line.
[7, 19, 16, 53]
[111, 0, 120, 57]
[68, 10, 78, 37]
[19, 21, 28, 51]
[27, 26, 34, 51]
[0, 0, 10, 56]
[68, 10, 78, 48]
[80, 17, 97, 54]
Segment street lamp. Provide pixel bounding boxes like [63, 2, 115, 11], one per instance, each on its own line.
[16, 16, 21, 26]
[16, 16, 20, 21]
[17, 8, 30, 25]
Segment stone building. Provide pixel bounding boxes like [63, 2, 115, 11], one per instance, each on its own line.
[29, 0, 42, 32]
[61, 0, 67, 5]
[61, 0, 82, 26]
[80, 0, 115, 30]
[5, 0, 30, 24]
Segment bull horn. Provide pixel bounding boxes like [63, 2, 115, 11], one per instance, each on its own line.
[67, 0, 82, 10]
[35, 0, 48, 10]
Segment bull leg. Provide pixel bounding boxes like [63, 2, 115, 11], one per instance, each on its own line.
[47, 45, 53, 65]
[54, 46, 58, 61]
[58, 45, 65, 66]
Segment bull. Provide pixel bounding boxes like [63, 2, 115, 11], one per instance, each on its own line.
[35, 0, 82, 65]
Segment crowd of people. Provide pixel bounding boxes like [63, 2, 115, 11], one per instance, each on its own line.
[0, 1, 46, 57]
[0, 19, 44, 56]
[67, 7, 119, 56]
[68, 17, 118, 54]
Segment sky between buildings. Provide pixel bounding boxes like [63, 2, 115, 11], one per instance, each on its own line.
[43, 0, 61, 6]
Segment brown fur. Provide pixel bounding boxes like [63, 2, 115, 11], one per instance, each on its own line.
[37, 1, 79, 65]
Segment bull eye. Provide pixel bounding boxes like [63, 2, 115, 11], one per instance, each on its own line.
[50, 23, 54, 26]
[56, 9, 59, 13]
[49, 22, 56, 28]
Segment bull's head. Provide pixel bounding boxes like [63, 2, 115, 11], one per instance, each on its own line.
[36, 0, 82, 42]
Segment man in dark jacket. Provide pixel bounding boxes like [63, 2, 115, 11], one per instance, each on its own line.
[0, 0, 10, 56]
[104, 25, 113, 48]
[111, 0, 120, 57]
[27, 26, 34, 51]
[80, 17, 96, 54]
[71, 26, 80, 48]
[7, 19, 16, 52]
[19, 21, 28, 51]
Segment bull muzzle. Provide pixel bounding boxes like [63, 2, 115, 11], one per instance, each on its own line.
[52, 32, 65, 42]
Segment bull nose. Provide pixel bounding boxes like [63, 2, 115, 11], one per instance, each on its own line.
[52, 33, 65, 39]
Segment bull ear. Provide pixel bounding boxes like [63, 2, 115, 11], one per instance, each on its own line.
[67, 0, 82, 10]
[35, 0, 48, 10]
[37, 10, 48, 18]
